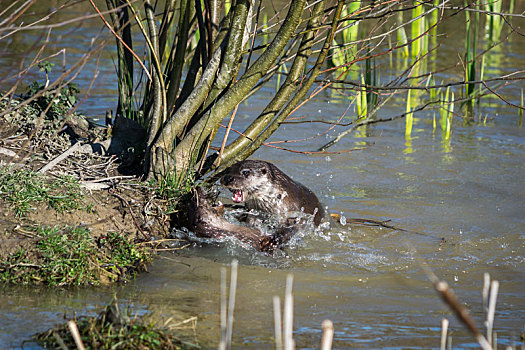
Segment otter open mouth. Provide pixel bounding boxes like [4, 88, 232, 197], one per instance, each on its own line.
[231, 189, 245, 203]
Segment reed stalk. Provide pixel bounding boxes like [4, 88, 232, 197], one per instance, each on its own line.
[440, 318, 449, 350]
[519, 89, 523, 128]
[273, 296, 283, 350]
[486, 280, 499, 346]
[330, 1, 360, 74]
[365, 55, 378, 108]
[405, 89, 413, 137]
[320, 320, 334, 350]
[356, 74, 367, 118]
[219, 268, 227, 350]
[445, 92, 454, 139]
[464, 4, 479, 106]
[67, 320, 86, 350]
[484, 0, 503, 43]
[397, 11, 409, 59]
[283, 274, 294, 350]
[218, 260, 238, 350]
[226, 260, 238, 350]
[411, 0, 425, 61]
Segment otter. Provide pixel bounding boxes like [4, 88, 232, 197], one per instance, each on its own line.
[188, 187, 291, 252]
[220, 160, 324, 226]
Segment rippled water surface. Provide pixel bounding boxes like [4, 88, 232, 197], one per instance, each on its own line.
[1, 1, 524, 348]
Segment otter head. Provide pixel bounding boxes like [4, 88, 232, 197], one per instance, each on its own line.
[220, 160, 284, 210]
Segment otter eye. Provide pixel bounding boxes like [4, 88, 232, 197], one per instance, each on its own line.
[241, 170, 250, 177]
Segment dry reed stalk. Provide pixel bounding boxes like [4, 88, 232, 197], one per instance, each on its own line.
[226, 260, 238, 350]
[320, 319, 334, 350]
[486, 280, 499, 347]
[441, 318, 449, 350]
[482, 273, 490, 312]
[67, 320, 85, 350]
[434, 280, 493, 350]
[283, 274, 294, 350]
[218, 267, 227, 350]
[273, 296, 283, 350]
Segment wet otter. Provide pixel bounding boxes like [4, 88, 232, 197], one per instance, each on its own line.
[188, 187, 291, 252]
[188, 187, 263, 249]
[220, 160, 324, 226]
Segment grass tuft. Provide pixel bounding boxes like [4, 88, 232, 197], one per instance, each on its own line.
[0, 226, 150, 286]
[35, 301, 197, 349]
[0, 167, 87, 217]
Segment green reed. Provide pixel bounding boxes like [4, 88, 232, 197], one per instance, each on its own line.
[225, 0, 231, 15]
[484, 0, 503, 43]
[365, 55, 378, 108]
[356, 74, 367, 118]
[428, 76, 439, 133]
[519, 89, 523, 128]
[405, 89, 413, 137]
[438, 87, 454, 140]
[396, 12, 409, 59]
[331, 1, 361, 74]
[411, 0, 425, 61]
[464, 4, 479, 104]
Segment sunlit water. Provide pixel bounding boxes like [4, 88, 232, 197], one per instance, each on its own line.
[1, 2, 524, 348]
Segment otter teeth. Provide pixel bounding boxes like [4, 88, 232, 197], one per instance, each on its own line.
[232, 189, 245, 203]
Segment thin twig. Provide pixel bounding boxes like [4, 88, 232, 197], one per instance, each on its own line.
[109, 189, 150, 241]
[217, 104, 239, 167]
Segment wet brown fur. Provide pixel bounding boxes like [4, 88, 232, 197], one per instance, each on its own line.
[188, 187, 296, 253]
[220, 160, 324, 226]
[188, 187, 265, 250]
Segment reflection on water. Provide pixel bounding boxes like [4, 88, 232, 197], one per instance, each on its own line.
[1, 1, 525, 349]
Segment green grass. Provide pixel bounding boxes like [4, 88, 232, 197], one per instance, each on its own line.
[35, 301, 197, 349]
[0, 226, 150, 286]
[0, 167, 87, 217]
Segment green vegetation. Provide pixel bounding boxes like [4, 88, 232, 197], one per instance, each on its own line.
[24, 61, 80, 121]
[331, 1, 361, 75]
[464, 5, 479, 107]
[35, 301, 197, 349]
[0, 225, 150, 286]
[0, 167, 87, 217]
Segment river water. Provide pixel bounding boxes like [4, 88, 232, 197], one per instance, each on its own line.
[1, 1, 524, 349]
